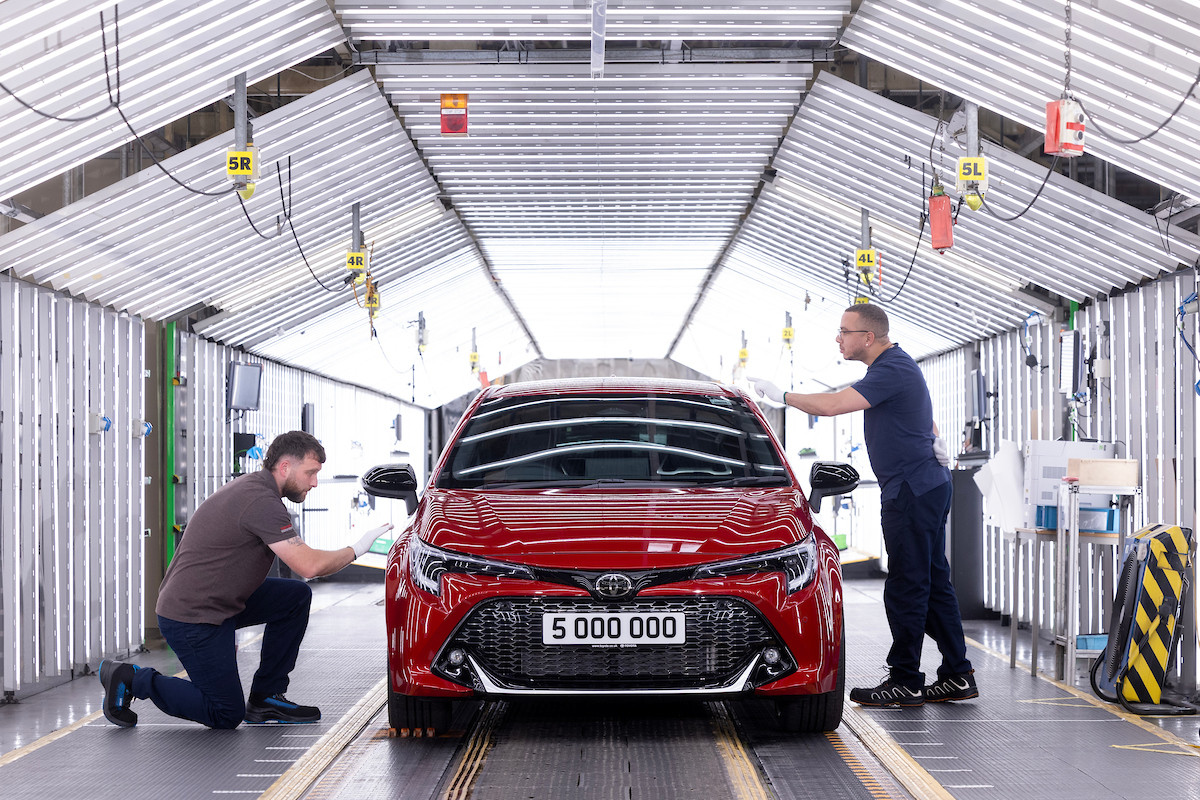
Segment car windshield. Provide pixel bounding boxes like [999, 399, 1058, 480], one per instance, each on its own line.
[436, 392, 790, 489]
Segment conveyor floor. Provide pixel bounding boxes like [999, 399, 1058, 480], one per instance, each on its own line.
[0, 578, 1196, 800]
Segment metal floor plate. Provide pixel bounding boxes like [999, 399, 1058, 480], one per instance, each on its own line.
[3, 578, 1199, 800]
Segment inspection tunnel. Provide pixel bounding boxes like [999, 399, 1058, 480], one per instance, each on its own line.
[2, 1, 1200, 799]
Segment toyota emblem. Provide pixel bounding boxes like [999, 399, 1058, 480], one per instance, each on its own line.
[594, 573, 635, 599]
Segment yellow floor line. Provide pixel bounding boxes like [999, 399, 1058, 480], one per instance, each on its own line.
[825, 730, 902, 800]
[0, 706, 105, 769]
[0, 661, 197, 770]
[442, 701, 506, 800]
[259, 676, 387, 800]
[965, 635, 1199, 753]
[708, 702, 774, 800]
[840, 702, 956, 800]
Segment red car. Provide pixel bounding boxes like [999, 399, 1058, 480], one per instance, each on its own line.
[362, 378, 858, 733]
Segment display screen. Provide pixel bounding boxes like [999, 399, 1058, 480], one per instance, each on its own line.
[227, 362, 263, 411]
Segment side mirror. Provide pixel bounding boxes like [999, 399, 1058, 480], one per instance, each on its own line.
[362, 463, 420, 515]
[808, 461, 859, 513]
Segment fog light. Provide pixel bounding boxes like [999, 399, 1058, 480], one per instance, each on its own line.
[762, 647, 781, 665]
[448, 648, 466, 666]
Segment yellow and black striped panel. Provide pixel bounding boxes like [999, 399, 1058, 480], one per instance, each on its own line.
[1120, 524, 1193, 705]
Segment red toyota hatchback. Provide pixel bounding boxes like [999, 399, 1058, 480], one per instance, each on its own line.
[362, 378, 857, 733]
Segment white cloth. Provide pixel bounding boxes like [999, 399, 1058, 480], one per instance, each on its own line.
[933, 436, 951, 467]
[972, 440, 1024, 533]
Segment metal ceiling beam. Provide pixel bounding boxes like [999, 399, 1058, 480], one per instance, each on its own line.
[356, 46, 836, 65]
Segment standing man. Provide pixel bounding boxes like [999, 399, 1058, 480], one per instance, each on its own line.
[99, 430, 393, 729]
[752, 303, 977, 707]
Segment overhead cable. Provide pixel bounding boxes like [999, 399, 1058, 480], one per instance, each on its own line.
[0, 8, 120, 122]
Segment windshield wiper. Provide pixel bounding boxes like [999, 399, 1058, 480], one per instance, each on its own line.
[704, 476, 791, 487]
[479, 477, 632, 490]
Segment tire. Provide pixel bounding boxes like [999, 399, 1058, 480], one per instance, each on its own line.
[388, 684, 453, 734]
[775, 627, 846, 733]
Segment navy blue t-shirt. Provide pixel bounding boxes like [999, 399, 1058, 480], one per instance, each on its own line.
[851, 344, 950, 501]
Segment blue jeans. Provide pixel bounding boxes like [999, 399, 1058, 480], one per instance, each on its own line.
[880, 481, 972, 690]
[133, 578, 312, 729]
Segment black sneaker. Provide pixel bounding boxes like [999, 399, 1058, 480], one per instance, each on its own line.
[99, 659, 138, 728]
[924, 670, 979, 702]
[244, 694, 321, 724]
[849, 678, 925, 707]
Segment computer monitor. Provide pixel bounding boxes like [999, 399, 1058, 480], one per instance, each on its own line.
[969, 368, 988, 423]
[227, 362, 263, 411]
[1058, 329, 1085, 396]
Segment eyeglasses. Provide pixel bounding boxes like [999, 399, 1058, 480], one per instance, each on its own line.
[835, 329, 871, 339]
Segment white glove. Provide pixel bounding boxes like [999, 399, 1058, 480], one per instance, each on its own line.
[933, 437, 951, 468]
[351, 523, 394, 558]
[749, 377, 786, 404]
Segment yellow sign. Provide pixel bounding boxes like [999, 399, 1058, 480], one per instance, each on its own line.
[853, 296, 870, 305]
[957, 157, 987, 182]
[781, 326, 794, 341]
[855, 249, 876, 269]
[226, 150, 255, 177]
[738, 348, 748, 364]
[346, 251, 366, 270]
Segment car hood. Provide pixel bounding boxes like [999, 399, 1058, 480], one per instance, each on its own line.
[414, 487, 812, 569]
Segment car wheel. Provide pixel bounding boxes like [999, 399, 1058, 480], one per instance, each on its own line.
[388, 684, 453, 734]
[775, 627, 845, 733]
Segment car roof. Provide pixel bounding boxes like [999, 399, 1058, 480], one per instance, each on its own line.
[479, 377, 739, 400]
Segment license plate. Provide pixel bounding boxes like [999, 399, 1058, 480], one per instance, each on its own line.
[542, 612, 686, 645]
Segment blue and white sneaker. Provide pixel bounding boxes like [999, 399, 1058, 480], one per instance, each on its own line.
[99, 659, 138, 728]
[244, 693, 321, 724]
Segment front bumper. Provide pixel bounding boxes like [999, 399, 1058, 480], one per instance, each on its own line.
[387, 567, 841, 698]
[432, 595, 794, 693]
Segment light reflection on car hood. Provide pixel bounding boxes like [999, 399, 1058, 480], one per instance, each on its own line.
[415, 487, 812, 568]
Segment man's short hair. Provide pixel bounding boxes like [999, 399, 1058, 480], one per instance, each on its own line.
[845, 303, 890, 338]
[263, 431, 326, 471]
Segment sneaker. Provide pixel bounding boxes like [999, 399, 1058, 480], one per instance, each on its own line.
[924, 670, 979, 702]
[99, 659, 138, 728]
[244, 694, 321, 724]
[849, 678, 925, 707]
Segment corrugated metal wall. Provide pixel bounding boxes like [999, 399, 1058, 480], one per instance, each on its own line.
[0, 293, 421, 698]
[976, 272, 1198, 693]
[0, 275, 146, 697]
[172, 331, 424, 556]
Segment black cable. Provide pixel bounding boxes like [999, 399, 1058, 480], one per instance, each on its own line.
[0, 8, 120, 122]
[877, 211, 925, 304]
[1153, 191, 1177, 253]
[236, 192, 281, 239]
[115, 104, 235, 197]
[1078, 63, 1200, 146]
[979, 155, 1061, 222]
[277, 156, 293, 222]
[236, 161, 297, 240]
[875, 166, 934, 305]
[286, 214, 337, 292]
[285, 65, 354, 83]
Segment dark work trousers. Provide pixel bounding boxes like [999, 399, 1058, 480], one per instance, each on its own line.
[133, 577, 313, 729]
[880, 480, 972, 690]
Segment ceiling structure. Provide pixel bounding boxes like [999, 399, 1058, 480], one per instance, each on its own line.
[2, 1, 1200, 407]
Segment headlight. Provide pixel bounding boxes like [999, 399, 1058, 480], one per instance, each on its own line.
[692, 536, 818, 594]
[408, 537, 536, 597]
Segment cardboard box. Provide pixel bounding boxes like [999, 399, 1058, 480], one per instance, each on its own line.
[1067, 458, 1139, 487]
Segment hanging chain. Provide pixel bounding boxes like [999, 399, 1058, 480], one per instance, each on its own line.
[1064, 0, 1073, 97]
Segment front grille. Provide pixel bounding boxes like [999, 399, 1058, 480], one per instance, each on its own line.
[445, 596, 779, 690]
